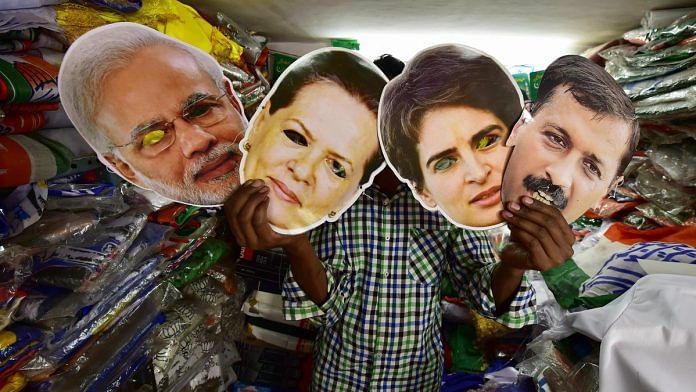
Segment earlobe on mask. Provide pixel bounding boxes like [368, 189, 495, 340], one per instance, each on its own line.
[506, 109, 532, 147]
[102, 153, 140, 185]
[416, 186, 437, 209]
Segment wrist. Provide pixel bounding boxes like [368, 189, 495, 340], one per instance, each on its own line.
[495, 262, 526, 279]
[281, 234, 311, 258]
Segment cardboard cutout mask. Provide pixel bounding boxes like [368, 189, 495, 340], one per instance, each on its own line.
[59, 22, 248, 207]
[501, 55, 637, 224]
[240, 48, 388, 234]
[379, 44, 523, 230]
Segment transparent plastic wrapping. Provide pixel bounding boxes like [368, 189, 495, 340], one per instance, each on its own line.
[180, 276, 231, 339]
[0, 182, 48, 241]
[0, 326, 43, 387]
[44, 182, 131, 217]
[623, 27, 651, 45]
[216, 12, 263, 64]
[30, 208, 148, 291]
[153, 302, 218, 391]
[0, 245, 35, 331]
[623, 66, 696, 101]
[84, 221, 173, 295]
[168, 238, 230, 289]
[633, 84, 696, 119]
[8, 210, 100, 248]
[639, 122, 696, 145]
[631, 165, 695, 224]
[601, 45, 696, 83]
[645, 138, 696, 187]
[164, 216, 219, 271]
[40, 260, 169, 369]
[34, 282, 179, 391]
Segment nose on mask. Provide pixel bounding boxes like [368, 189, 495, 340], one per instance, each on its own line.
[522, 175, 568, 209]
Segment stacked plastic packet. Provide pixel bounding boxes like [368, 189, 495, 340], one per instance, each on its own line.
[0, 1, 254, 391]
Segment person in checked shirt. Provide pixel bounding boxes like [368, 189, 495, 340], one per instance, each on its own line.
[225, 163, 574, 390]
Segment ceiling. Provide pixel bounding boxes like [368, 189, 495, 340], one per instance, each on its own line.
[183, 0, 696, 68]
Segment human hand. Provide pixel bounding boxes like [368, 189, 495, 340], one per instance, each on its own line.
[224, 179, 306, 250]
[499, 195, 575, 272]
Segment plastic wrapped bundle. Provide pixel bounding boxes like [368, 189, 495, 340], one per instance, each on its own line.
[645, 138, 696, 187]
[168, 238, 230, 289]
[631, 164, 695, 225]
[54, 0, 244, 66]
[29, 281, 179, 391]
[44, 183, 132, 217]
[152, 300, 218, 391]
[0, 246, 33, 331]
[0, 133, 74, 188]
[30, 208, 148, 291]
[0, 325, 44, 382]
[0, 54, 59, 105]
[0, 182, 47, 241]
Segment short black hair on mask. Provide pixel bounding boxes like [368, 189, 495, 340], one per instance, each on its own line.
[532, 55, 639, 177]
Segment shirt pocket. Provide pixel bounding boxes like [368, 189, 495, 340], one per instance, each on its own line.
[407, 228, 450, 287]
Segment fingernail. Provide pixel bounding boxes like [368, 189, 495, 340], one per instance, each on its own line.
[248, 179, 263, 187]
[509, 202, 520, 211]
[258, 186, 269, 193]
[502, 211, 513, 219]
[522, 196, 533, 205]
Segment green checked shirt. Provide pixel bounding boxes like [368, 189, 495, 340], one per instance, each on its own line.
[283, 184, 536, 391]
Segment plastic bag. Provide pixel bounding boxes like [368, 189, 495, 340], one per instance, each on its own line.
[44, 182, 131, 216]
[40, 257, 166, 368]
[633, 84, 696, 119]
[169, 238, 230, 289]
[54, 0, 244, 65]
[153, 301, 217, 391]
[34, 282, 178, 391]
[623, 65, 696, 101]
[0, 182, 48, 241]
[631, 164, 694, 224]
[646, 138, 696, 187]
[216, 12, 264, 64]
[31, 208, 148, 291]
[0, 245, 34, 330]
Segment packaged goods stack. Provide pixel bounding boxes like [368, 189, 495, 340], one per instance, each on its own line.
[0, 1, 268, 390]
[231, 248, 314, 391]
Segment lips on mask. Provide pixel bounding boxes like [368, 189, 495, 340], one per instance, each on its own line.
[523, 175, 568, 209]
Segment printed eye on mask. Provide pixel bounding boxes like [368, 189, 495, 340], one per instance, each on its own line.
[58, 22, 249, 207]
[378, 44, 523, 230]
[240, 47, 388, 235]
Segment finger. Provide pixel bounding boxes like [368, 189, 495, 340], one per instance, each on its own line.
[505, 198, 574, 250]
[518, 196, 575, 245]
[508, 229, 554, 271]
[507, 218, 571, 266]
[224, 180, 267, 245]
[236, 191, 270, 248]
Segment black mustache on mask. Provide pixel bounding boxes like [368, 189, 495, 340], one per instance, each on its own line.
[522, 175, 568, 210]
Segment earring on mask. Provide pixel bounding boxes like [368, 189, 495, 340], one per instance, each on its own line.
[328, 211, 337, 218]
[243, 142, 251, 151]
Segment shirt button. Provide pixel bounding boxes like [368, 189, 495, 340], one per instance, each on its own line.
[385, 236, 391, 240]
[382, 200, 389, 206]
[383, 272, 390, 278]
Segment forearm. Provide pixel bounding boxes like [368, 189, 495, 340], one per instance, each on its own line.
[491, 263, 525, 315]
[284, 236, 329, 306]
